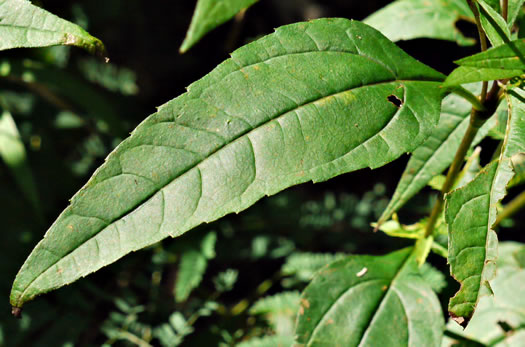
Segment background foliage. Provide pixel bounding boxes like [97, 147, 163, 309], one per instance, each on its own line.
[0, 0, 524, 346]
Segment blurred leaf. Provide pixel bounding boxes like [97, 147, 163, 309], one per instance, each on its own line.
[364, 0, 475, 46]
[508, 0, 525, 28]
[0, 0, 105, 56]
[420, 263, 447, 294]
[175, 250, 207, 303]
[478, 0, 511, 47]
[213, 269, 238, 292]
[237, 335, 293, 347]
[10, 19, 445, 309]
[0, 109, 42, 219]
[250, 291, 300, 315]
[378, 83, 494, 225]
[180, 0, 258, 53]
[295, 248, 444, 346]
[78, 59, 138, 95]
[281, 252, 346, 282]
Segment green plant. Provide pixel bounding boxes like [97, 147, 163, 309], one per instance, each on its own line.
[2, 0, 525, 345]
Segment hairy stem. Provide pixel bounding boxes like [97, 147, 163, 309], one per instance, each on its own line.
[494, 190, 525, 227]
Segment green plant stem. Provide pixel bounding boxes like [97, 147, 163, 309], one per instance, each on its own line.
[424, 1, 495, 238]
[494, 190, 525, 227]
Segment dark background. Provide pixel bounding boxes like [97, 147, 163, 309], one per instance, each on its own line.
[0, 1, 522, 346]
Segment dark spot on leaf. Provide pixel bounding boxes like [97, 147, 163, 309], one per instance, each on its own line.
[387, 94, 403, 108]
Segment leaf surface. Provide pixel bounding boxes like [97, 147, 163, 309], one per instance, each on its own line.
[10, 19, 445, 308]
[445, 87, 525, 326]
[378, 84, 493, 224]
[0, 0, 105, 55]
[443, 66, 523, 87]
[294, 248, 444, 346]
[478, 0, 511, 47]
[443, 242, 525, 346]
[180, 0, 258, 53]
[456, 38, 525, 69]
[364, 0, 475, 46]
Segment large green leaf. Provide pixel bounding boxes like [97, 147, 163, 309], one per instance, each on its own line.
[445, 87, 525, 326]
[378, 84, 493, 225]
[0, 0, 105, 55]
[294, 248, 444, 346]
[10, 19, 445, 308]
[456, 38, 525, 69]
[364, 0, 475, 46]
[180, 0, 258, 53]
[443, 242, 525, 346]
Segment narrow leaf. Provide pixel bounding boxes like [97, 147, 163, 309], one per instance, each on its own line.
[456, 38, 525, 69]
[0, 0, 105, 56]
[445, 87, 525, 326]
[10, 19, 445, 308]
[364, 0, 475, 46]
[0, 109, 42, 218]
[294, 248, 444, 346]
[443, 66, 523, 87]
[508, 0, 525, 29]
[378, 84, 494, 225]
[477, 0, 511, 47]
[180, 0, 258, 53]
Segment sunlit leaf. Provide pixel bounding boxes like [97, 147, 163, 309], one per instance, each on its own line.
[0, 0, 105, 56]
[10, 19, 445, 308]
[294, 248, 444, 346]
[477, 0, 511, 47]
[364, 0, 475, 46]
[456, 38, 525, 70]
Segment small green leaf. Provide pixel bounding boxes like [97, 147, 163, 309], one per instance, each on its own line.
[456, 38, 525, 70]
[10, 19, 445, 309]
[443, 66, 523, 87]
[250, 292, 300, 316]
[508, 0, 525, 29]
[0, 0, 105, 56]
[281, 252, 346, 282]
[180, 0, 258, 53]
[0, 109, 42, 219]
[420, 263, 447, 294]
[378, 84, 494, 225]
[294, 248, 444, 346]
[477, 0, 511, 47]
[445, 87, 525, 326]
[364, 0, 475, 46]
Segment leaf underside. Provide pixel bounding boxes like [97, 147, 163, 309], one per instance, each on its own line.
[378, 84, 493, 224]
[0, 0, 105, 55]
[10, 18, 444, 308]
[180, 0, 258, 53]
[364, 0, 475, 46]
[445, 87, 525, 326]
[294, 248, 444, 347]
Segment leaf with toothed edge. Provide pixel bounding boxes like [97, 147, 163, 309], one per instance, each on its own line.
[377, 83, 495, 226]
[10, 18, 445, 309]
[294, 248, 444, 346]
[0, 0, 106, 56]
[445, 87, 525, 327]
